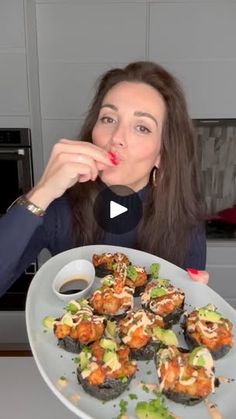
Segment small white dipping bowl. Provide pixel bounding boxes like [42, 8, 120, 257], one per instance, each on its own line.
[52, 259, 95, 301]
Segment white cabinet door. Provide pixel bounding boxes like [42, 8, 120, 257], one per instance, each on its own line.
[0, 1, 29, 117]
[149, 2, 236, 118]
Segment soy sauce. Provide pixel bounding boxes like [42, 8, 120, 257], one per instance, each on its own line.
[59, 277, 88, 295]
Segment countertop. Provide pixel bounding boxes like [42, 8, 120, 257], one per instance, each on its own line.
[0, 356, 78, 419]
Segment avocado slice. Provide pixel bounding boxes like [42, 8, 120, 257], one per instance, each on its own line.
[188, 346, 213, 369]
[198, 308, 221, 323]
[79, 351, 90, 370]
[188, 347, 205, 367]
[149, 263, 160, 279]
[127, 265, 138, 282]
[150, 287, 168, 298]
[156, 279, 170, 288]
[78, 298, 89, 308]
[153, 327, 178, 346]
[103, 351, 120, 371]
[65, 302, 80, 314]
[100, 338, 117, 351]
[42, 315, 55, 330]
[61, 312, 74, 327]
[101, 275, 115, 287]
[105, 320, 117, 338]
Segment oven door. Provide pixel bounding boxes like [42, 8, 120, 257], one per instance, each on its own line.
[0, 146, 36, 313]
[0, 147, 33, 216]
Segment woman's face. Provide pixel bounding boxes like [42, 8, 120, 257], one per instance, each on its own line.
[92, 81, 166, 191]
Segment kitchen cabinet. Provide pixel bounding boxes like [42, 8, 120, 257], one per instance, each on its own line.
[206, 241, 236, 309]
[0, 357, 76, 418]
[0, 0, 29, 122]
[149, 2, 236, 118]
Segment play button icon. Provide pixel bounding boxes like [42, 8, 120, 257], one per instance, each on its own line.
[94, 184, 143, 234]
[110, 201, 128, 219]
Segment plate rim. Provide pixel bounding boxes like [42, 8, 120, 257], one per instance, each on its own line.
[26, 244, 236, 419]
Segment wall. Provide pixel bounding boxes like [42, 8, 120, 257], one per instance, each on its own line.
[1, 1, 236, 173]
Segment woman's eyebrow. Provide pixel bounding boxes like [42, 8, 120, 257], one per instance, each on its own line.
[100, 103, 118, 111]
[100, 105, 158, 127]
[134, 111, 158, 127]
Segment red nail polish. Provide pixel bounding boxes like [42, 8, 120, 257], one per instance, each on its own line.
[187, 268, 199, 275]
[111, 158, 118, 165]
[108, 151, 118, 165]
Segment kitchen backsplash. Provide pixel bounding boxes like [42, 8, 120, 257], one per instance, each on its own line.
[195, 120, 236, 215]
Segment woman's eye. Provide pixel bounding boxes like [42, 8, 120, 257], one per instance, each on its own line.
[136, 125, 151, 134]
[100, 116, 115, 124]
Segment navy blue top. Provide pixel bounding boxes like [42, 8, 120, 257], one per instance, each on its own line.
[0, 188, 206, 297]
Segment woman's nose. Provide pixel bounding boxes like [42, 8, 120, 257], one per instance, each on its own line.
[110, 125, 127, 148]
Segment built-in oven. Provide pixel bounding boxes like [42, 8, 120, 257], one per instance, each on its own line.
[0, 128, 37, 312]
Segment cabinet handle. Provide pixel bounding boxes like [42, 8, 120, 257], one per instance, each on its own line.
[0, 149, 25, 155]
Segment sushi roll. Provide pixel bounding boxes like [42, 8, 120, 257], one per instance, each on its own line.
[141, 279, 185, 327]
[89, 272, 134, 320]
[123, 262, 161, 297]
[182, 304, 234, 360]
[100, 266, 150, 298]
[76, 338, 137, 400]
[155, 345, 216, 405]
[118, 309, 178, 360]
[52, 300, 106, 353]
[124, 265, 150, 297]
[92, 252, 130, 277]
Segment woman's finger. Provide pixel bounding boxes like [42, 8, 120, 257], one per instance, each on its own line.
[56, 152, 98, 180]
[55, 139, 115, 167]
[186, 268, 209, 284]
[78, 173, 93, 183]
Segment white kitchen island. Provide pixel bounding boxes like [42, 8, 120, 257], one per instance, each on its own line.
[0, 356, 78, 419]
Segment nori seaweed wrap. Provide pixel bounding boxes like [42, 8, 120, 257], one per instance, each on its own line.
[76, 338, 137, 400]
[155, 345, 216, 406]
[182, 304, 234, 360]
[118, 309, 178, 360]
[141, 279, 185, 327]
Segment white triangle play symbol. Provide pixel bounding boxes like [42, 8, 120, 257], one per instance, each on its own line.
[110, 200, 128, 219]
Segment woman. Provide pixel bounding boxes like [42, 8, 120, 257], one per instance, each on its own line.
[0, 61, 207, 296]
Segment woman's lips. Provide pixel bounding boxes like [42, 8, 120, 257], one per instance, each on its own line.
[107, 151, 119, 165]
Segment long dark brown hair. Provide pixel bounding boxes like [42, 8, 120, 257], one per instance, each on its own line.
[67, 61, 205, 267]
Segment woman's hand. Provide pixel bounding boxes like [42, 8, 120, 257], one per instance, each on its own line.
[27, 139, 115, 210]
[186, 268, 209, 284]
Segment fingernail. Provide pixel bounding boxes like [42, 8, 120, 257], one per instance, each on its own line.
[187, 268, 199, 275]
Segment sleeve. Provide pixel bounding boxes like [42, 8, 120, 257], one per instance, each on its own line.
[183, 224, 207, 270]
[0, 204, 51, 296]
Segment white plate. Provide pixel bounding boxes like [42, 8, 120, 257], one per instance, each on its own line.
[26, 245, 236, 419]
